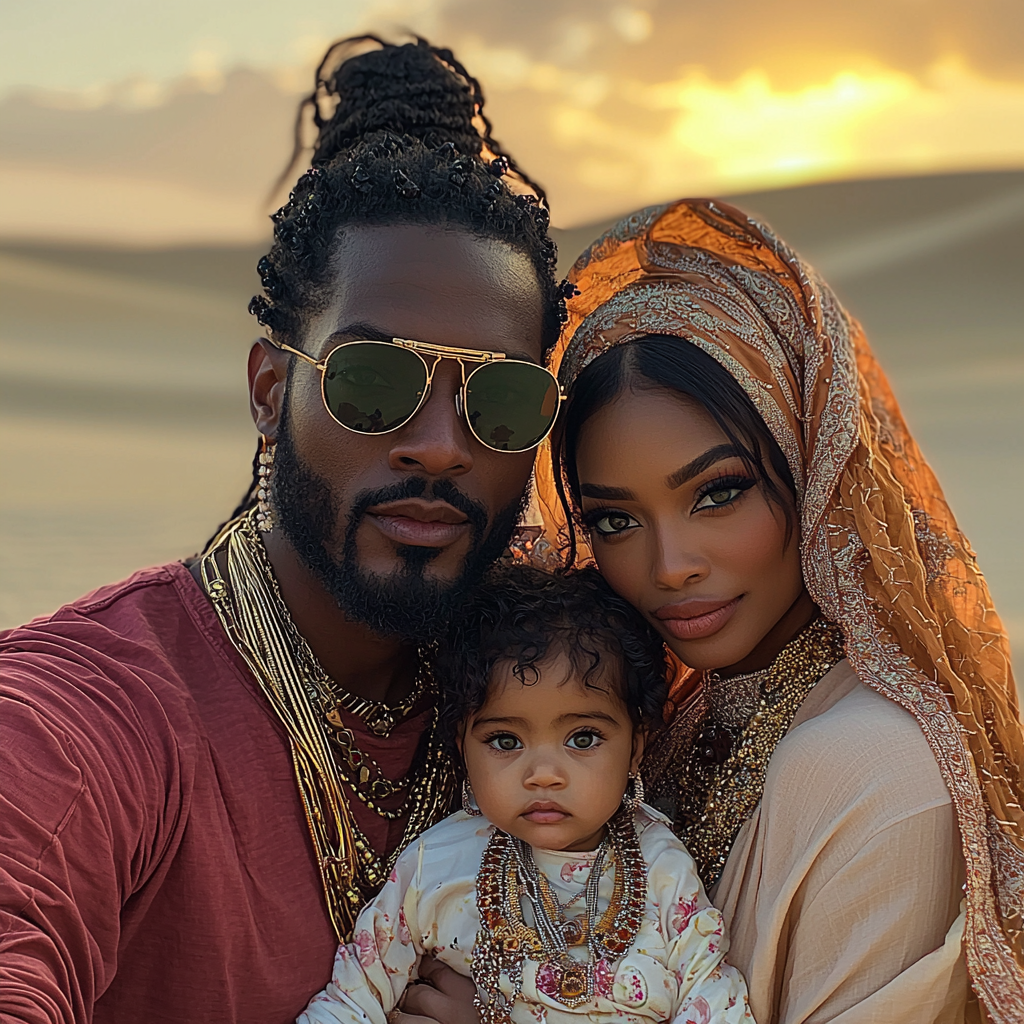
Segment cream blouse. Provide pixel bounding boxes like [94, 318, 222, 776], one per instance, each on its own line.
[712, 660, 969, 1024]
[299, 806, 752, 1024]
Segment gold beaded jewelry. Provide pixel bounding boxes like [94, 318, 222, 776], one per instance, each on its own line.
[462, 779, 483, 816]
[324, 671, 429, 738]
[255, 436, 275, 533]
[645, 618, 844, 890]
[623, 771, 644, 813]
[299, 642, 437, 821]
[199, 511, 457, 940]
[472, 810, 646, 1023]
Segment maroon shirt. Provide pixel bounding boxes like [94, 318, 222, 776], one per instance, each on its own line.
[0, 563, 431, 1023]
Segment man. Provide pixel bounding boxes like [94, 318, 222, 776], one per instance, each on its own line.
[0, 38, 565, 1023]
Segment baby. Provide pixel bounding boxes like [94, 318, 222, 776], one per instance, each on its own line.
[300, 565, 752, 1024]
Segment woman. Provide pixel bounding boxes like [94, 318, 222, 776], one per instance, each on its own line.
[534, 199, 1024, 1022]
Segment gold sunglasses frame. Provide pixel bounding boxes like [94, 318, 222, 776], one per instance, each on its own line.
[270, 336, 564, 453]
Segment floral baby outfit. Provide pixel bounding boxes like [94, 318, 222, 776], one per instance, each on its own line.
[299, 806, 752, 1024]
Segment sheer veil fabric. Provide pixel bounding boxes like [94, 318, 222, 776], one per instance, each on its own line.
[535, 199, 1024, 1020]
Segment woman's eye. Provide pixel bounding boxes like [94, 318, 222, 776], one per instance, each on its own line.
[693, 486, 744, 511]
[590, 512, 640, 536]
[566, 731, 601, 750]
[487, 734, 522, 752]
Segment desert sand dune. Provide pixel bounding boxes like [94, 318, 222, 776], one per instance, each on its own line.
[1, 170, 1021, 692]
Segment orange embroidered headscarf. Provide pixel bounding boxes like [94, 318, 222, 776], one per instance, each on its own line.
[536, 199, 1024, 1020]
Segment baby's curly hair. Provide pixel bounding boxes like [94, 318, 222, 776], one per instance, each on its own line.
[436, 564, 669, 748]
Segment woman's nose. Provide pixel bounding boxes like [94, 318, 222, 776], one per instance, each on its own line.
[649, 525, 711, 591]
[387, 360, 475, 477]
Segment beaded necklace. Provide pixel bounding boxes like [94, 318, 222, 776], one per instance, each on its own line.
[199, 511, 456, 940]
[472, 810, 647, 1024]
[646, 619, 845, 890]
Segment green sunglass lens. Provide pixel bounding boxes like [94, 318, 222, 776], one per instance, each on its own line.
[465, 362, 559, 452]
[322, 344, 427, 433]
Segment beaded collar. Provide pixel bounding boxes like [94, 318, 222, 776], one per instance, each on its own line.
[645, 619, 845, 890]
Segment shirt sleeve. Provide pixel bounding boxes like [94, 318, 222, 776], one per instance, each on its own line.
[647, 832, 753, 1024]
[299, 840, 427, 1024]
[774, 800, 963, 1023]
[0, 646, 180, 1024]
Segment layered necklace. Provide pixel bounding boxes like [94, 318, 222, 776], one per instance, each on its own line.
[473, 809, 647, 1024]
[199, 511, 457, 941]
[645, 618, 845, 890]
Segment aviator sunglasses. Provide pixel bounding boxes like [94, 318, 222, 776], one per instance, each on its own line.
[270, 336, 564, 454]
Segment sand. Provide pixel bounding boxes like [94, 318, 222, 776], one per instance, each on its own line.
[1, 170, 1021, 694]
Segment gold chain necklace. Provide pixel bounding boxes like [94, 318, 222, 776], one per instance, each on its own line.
[199, 511, 457, 940]
[646, 619, 844, 890]
[323, 668, 430, 738]
[286, 619, 435, 820]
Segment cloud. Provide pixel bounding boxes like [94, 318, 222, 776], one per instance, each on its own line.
[568, 56, 1024, 212]
[419, 0, 1024, 223]
[3, 0, 1024, 240]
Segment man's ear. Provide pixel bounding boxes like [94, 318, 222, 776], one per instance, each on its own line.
[629, 724, 647, 776]
[248, 338, 291, 438]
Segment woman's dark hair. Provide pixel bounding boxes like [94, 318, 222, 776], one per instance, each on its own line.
[436, 563, 668, 750]
[249, 35, 564, 350]
[553, 336, 798, 566]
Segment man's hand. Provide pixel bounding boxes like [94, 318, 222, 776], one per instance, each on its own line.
[391, 954, 480, 1024]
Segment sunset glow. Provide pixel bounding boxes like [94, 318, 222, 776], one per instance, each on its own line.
[2, 1, 1024, 238]
[464, 49, 1024, 222]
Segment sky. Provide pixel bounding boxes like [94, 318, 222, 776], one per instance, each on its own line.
[2, 0, 1024, 238]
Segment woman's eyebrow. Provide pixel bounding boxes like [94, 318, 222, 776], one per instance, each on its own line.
[579, 483, 635, 500]
[578, 444, 746, 500]
[665, 444, 745, 490]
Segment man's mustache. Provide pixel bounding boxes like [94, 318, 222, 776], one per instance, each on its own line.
[345, 477, 490, 539]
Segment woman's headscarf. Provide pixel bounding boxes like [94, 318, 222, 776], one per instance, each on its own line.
[537, 198, 1024, 1020]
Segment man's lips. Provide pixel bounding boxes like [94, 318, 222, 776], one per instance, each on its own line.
[365, 500, 470, 548]
[653, 596, 742, 641]
[521, 801, 570, 824]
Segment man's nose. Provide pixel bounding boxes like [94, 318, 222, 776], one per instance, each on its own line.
[387, 360, 475, 477]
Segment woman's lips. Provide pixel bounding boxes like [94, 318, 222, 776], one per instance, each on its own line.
[365, 500, 470, 548]
[653, 596, 742, 641]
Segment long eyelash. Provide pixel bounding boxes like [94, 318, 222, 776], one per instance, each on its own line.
[569, 727, 606, 740]
[481, 731, 515, 744]
[695, 473, 757, 502]
[579, 507, 626, 528]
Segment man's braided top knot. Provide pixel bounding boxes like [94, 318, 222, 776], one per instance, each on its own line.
[249, 36, 566, 354]
[313, 41, 482, 160]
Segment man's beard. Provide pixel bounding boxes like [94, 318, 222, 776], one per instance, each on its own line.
[270, 415, 529, 642]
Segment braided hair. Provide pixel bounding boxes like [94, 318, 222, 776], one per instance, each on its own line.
[248, 35, 567, 352]
[198, 37, 571, 545]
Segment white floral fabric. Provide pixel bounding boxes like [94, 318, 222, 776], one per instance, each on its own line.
[298, 806, 752, 1024]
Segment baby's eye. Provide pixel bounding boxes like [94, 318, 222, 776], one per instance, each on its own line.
[487, 734, 522, 752]
[566, 731, 601, 750]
